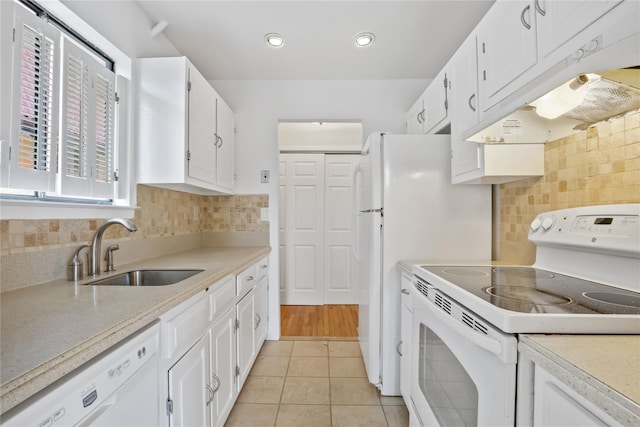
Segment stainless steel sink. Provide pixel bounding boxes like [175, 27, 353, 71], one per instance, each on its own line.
[87, 269, 204, 286]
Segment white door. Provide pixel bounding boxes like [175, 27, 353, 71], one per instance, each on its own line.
[168, 336, 211, 427]
[279, 153, 325, 305]
[323, 155, 360, 304]
[215, 96, 235, 190]
[209, 310, 236, 427]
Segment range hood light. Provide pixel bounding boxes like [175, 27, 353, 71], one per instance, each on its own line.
[533, 74, 592, 119]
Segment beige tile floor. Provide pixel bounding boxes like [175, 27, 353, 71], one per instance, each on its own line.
[225, 340, 410, 427]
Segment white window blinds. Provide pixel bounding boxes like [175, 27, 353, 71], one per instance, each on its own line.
[6, 2, 119, 201]
[60, 38, 115, 198]
[8, 5, 60, 192]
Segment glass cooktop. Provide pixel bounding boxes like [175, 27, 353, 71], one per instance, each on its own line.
[419, 266, 640, 315]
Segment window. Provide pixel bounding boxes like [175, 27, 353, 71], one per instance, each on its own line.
[3, 1, 122, 204]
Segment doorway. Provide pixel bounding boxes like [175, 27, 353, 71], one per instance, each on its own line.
[277, 121, 361, 337]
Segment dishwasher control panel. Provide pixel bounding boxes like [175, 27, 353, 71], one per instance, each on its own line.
[1, 322, 159, 426]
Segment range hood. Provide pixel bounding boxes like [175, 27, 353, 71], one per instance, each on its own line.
[469, 68, 640, 144]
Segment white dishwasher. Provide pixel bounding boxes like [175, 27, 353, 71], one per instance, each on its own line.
[2, 321, 160, 427]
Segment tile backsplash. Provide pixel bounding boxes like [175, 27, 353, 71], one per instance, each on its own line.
[499, 110, 640, 265]
[1, 186, 269, 256]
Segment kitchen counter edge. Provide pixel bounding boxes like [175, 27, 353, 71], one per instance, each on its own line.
[0, 245, 270, 415]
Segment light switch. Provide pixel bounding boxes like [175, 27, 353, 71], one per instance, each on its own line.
[260, 208, 269, 221]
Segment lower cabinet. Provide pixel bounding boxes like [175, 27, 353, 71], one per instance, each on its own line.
[167, 335, 211, 427]
[236, 289, 256, 390]
[209, 309, 236, 427]
[160, 257, 269, 427]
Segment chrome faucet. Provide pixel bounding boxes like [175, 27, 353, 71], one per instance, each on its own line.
[89, 218, 137, 276]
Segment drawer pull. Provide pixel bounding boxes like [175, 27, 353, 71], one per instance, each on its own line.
[247, 275, 254, 281]
[401, 289, 410, 295]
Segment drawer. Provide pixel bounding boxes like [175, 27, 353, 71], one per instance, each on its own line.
[160, 292, 208, 360]
[208, 274, 235, 323]
[256, 256, 269, 281]
[237, 263, 258, 297]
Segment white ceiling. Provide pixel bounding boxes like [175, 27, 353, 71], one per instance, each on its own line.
[134, 1, 495, 80]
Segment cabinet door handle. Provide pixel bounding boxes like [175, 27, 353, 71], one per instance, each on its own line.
[211, 373, 221, 394]
[247, 275, 254, 282]
[254, 313, 261, 329]
[260, 264, 268, 269]
[534, 0, 546, 16]
[520, 4, 532, 29]
[205, 384, 214, 406]
[468, 94, 477, 112]
[401, 289, 410, 295]
[396, 341, 403, 357]
[416, 110, 423, 124]
[217, 135, 223, 148]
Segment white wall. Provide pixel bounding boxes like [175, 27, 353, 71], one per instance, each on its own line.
[211, 79, 429, 339]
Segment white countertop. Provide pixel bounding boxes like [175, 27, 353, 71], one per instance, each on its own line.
[520, 335, 639, 424]
[0, 245, 270, 414]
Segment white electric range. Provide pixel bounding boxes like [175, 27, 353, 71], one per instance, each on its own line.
[408, 204, 640, 426]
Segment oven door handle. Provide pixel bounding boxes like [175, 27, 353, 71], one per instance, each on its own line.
[421, 296, 503, 356]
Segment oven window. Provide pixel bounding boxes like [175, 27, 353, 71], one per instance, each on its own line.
[419, 323, 478, 426]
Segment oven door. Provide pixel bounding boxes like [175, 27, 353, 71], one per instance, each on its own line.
[410, 279, 518, 426]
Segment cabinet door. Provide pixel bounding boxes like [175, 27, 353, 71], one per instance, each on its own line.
[215, 96, 235, 190]
[168, 336, 211, 427]
[400, 303, 412, 403]
[406, 96, 425, 134]
[536, 0, 621, 59]
[423, 69, 450, 134]
[236, 290, 256, 390]
[477, 0, 537, 111]
[209, 310, 236, 427]
[187, 64, 217, 185]
[451, 36, 480, 138]
[254, 276, 268, 348]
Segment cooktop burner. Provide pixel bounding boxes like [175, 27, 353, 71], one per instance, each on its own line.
[419, 266, 640, 315]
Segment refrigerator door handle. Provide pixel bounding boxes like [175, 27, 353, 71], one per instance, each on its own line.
[352, 164, 361, 262]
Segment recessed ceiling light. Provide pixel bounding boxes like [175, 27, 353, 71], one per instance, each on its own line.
[265, 33, 284, 48]
[354, 32, 375, 47]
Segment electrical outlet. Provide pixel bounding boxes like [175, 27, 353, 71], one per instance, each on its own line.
[260, 207, 269, 221]
[261, 170, 270, 183]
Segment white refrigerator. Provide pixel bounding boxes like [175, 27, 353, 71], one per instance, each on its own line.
[354, 133, 492, 396]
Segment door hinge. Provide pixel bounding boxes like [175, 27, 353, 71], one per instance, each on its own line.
[444, 99, 449, 110]
[166, 398, 174, 415]
[113, 170, 119, 182]
[115, 92, 120, 103]
[236, 366, 240, 377]
[443, 75, 448, 88]
[187, 150, 191, 161]
[12, 28, 15, 42]
[187, 81, 192, 91]
[235, 319, 240, 331]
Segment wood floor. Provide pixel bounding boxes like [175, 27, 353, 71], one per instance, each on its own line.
[280, 304, 359, 337]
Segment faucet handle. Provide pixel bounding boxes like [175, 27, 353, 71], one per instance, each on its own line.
[104, 244, 120, 273]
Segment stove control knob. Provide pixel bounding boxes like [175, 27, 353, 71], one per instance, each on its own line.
[530, 218, 541, 231]
[541, 217, 555, 231]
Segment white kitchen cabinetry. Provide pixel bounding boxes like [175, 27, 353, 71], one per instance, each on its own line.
[136, 56, 235, 195]
[254, 276, 268, 347]
[167, 335, 211, 427]
[406, 96, 425, 134]
[236, 290, 256, 390]
[450, 35, 482, 178]
[423, 67, 451, 134]
[536, 0, 621, 59]
[533, 365, 620, 426]
[476, 1, 537, 113]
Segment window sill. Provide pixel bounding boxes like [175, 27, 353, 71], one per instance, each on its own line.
[0, 199, 137, 220]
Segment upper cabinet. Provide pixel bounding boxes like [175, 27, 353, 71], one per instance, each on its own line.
[421, 0, 638, 184]
[136, 57, 235, 195]
[476, 1, 538, 113]
[405, 95, 425, 134]
[423, 67, 451, 134]
[536, 0, 622, 59]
